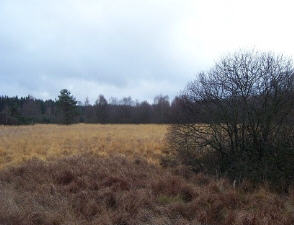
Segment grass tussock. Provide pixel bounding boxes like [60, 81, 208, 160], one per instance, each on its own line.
[0, 154, 294, 225]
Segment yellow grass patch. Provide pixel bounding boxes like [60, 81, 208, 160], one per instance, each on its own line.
[0, 124, 168, 168]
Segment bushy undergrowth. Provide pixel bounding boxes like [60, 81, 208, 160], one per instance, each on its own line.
[166, 124, 294, 192]
[0, 154, 294, 225]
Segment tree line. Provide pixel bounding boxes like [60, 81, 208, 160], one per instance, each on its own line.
[0, 91, 185, 125]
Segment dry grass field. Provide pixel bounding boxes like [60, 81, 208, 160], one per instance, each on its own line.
[0, 124, 294, 225]
[0, 124, 167, 168]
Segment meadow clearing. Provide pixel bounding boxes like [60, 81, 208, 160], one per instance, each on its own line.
[0, 124, 167, 168]
[0, 124, 294, 225]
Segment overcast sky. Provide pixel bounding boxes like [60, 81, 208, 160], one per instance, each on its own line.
[1, 0, 294, 103]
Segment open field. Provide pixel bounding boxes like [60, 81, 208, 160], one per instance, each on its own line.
[0, 124, 294, 225]
[0, 124, 167, 168]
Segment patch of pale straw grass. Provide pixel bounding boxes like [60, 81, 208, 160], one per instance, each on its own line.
[0, 124, 167, 169]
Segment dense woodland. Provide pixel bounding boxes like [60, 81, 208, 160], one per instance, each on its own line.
[0, 93, 185, 125]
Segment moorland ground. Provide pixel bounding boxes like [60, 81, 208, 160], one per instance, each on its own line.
[0, 124, 294, 225]
[0, 124, 167, 168]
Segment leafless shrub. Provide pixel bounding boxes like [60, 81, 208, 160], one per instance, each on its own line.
[168, 50, 294, 190]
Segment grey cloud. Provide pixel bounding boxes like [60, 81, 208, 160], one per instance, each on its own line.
[1, 0, 293, 102]
[0, 0, 194, 101]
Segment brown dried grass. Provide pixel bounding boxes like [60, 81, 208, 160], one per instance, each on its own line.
[0, 154, 293, 225]
[0, 124, 293, 225]
[0, 124, 167, 168]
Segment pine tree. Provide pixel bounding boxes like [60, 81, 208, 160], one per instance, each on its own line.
[57, 89, 77, 124]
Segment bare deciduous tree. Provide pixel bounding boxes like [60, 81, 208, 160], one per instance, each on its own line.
[168, 50, 294, 190]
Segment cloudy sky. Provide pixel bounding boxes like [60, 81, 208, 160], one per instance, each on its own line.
[1, 0, 294, 103]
